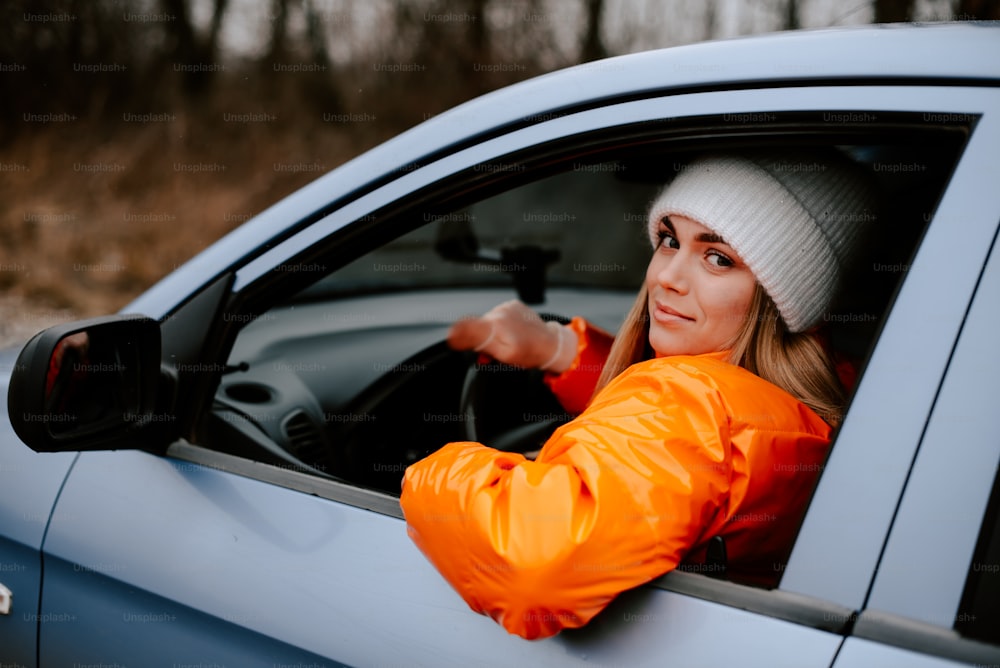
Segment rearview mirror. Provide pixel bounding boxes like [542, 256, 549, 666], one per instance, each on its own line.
[433, 216, 559, 304]
[7, 315, 165, 453]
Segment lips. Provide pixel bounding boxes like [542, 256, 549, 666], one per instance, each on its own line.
[652, 301, 694, 323]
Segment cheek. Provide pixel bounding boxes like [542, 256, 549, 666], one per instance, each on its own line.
[705, 279, 756, 331]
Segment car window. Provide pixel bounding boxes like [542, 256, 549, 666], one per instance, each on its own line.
[217, 137, 962, 479]
[297, 165, 657, 299]
[203, 118, 969, 595]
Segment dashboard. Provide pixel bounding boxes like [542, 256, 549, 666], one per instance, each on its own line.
[206, 288, 634, 493]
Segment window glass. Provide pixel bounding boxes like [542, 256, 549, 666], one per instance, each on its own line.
[297, 165, 658, 299]
[214, 131, 966, 502]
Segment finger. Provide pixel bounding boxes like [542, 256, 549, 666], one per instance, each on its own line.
[500, 300, 542, 326]
[447, 317, 494, 351]
[494, 299, 528, 316]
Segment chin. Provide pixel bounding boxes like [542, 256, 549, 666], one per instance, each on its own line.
[648, 334, 687, 358]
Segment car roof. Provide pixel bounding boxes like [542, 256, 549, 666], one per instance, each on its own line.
[128, 22, 1000, 318]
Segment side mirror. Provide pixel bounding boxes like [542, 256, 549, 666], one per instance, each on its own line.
[7, 315, 166, 453]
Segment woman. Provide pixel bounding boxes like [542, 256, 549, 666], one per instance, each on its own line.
[400, 150, 876, 640]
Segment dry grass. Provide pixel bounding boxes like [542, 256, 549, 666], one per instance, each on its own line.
[0, 47, 539, 348]
[1, 88, 366, 343]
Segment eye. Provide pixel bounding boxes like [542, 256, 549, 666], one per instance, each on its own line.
[657, 229, 679, 250]
[706, 250, 734, 268]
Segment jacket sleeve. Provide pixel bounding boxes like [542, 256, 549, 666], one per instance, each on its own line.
[542, 316, 615, 415]
[400, 358, 733, 639]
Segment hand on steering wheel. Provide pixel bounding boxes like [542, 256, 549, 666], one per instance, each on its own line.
[449, 301, 575, 449]
[447, 300, 578, 374]
[342, 302, 577, 486]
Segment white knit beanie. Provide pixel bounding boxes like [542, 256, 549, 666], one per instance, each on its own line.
[647, 151, 876, 333]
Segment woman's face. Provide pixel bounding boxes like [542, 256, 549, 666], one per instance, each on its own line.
[645, 214, 757, 357]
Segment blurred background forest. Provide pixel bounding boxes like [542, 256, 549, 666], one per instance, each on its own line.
[1, 0, 997, 345]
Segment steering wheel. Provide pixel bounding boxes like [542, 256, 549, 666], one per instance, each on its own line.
[458, 313, 573, 452]
[336, 314, 574, 479]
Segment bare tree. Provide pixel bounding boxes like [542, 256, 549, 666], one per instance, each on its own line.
[302, 0, 332, 69]
[161, 0, 200, 61]
[302, 0, 341, 112]
[874, 0, 915, 22]
[957, 0, 1000, 18]
[207, 0, 231, 61]
[467, 0, 490, 60]
[267, 0, 291, 63]
[160, 0, 220, 94]
[581, 0, 608, 61]
[703, 0, 718, 40]
[782, 0, 801, 29]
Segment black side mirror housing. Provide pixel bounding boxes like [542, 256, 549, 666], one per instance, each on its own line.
[7, 315, 168, 453]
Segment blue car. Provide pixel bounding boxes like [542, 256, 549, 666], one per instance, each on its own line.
[2, 22, 999, 667]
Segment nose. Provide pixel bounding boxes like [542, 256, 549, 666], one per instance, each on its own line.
[654, 251, 690, 294]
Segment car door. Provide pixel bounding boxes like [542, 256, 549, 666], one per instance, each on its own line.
[32, 82, 994, 666]
[0, 363, 76, 667]
[832, 166, 1000, 666]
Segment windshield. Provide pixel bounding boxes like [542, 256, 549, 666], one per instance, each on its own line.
[297, 164, 660, 300]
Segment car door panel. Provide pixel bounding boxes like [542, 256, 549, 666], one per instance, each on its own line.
[39, 555, 344, 667]
[0, 536, 45, 668]
[40, 448, 844, 666]
[835, 188, 1000, 666]
[0, 375, 77, 667]
[834, 637, 973, 668]
[867, 204, 1000, 627]
[41, 449, 388, 665]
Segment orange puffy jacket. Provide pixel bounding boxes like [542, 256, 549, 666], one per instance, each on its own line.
[401, 318, 831, 640]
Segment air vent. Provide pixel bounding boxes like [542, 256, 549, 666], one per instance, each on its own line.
[281, 410, 324, 463]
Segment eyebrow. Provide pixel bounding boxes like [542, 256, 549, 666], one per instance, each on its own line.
[661, 216, 729, 245]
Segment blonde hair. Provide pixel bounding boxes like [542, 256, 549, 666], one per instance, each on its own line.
[593, 283, 846, 427]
